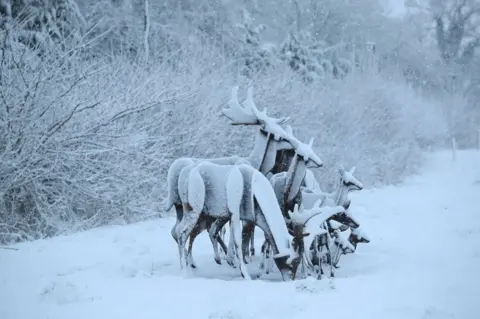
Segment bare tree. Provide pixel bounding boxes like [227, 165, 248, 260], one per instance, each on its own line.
[430, 0, 480, 66]
[144, 0, 150, 60]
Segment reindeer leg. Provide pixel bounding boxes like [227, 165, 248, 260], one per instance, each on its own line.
[176, 205, 201, 273]
[218, 226, 227, 255]
[265, 242, 274, 275]
[208, 219, 228, 265]
[171, 203, 184, 244]
[215, 231, 229, 260]
[326, 233, 335, 278]
[226, 220, 237, 268]
[250, 227, 256, 256]
[316, 237, 323, 280]
[241, 221, 255, 264]
[257, 240, 268, 278]
[230, 212, 251, 280]
[186, 220, 206, 269]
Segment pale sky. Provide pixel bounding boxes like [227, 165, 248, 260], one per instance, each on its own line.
[384, 0, 406, 17]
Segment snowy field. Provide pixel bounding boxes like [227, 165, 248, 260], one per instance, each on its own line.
[1, 150, 480, 319]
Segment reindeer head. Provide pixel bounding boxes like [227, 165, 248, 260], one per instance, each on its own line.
[283, 126, 323, 169]
[348, 227, 370, 249]
[339, 166, 363, 191]
[278, 202, 345, 280]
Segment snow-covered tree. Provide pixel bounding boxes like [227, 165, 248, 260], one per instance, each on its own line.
[235, 8, 276, 77]
[0, 0, 86, 49]
[279, 31, 351, 83]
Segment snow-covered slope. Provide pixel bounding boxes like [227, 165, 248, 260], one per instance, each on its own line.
[1, 150, 480, 319]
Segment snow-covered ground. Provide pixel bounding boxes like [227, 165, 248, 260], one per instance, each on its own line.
[1, 150, 480, 319]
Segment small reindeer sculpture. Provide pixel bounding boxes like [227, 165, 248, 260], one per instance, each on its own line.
[302, 166, 366, 275]
[281, 203, 346, 280]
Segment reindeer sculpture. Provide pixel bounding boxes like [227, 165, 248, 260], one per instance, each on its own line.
[255, 137, 321, 274]
[277, 203, 347, 280]
[175, 161, 342, 280]
[301, 166, 366, 275]
[220, 132, 324, 268]
[167, 86, 296, 267]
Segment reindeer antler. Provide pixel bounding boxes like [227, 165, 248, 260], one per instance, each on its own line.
[288, 202, 345, 226]
[222, 86, 259, 125]
[284, 125, 293, 136]
[342, 166, 363, 189]
[222, 86, 290, 127]
[291, 136, 322, 167]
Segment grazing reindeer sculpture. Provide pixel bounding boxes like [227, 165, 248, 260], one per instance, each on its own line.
[287, 203, 346, 278]
[255, 136, 323, 273]
[301, 166, 366, 275]
[175, 161, 337, 280]
[168, 86, 297, 268]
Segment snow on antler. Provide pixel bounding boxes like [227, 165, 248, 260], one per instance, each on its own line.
[283, 129, 323, 168]
[222, 86, 259, 125]
[339, 166, 363, 189]
[243, 88, 291, 131]
[222, 86, 290, 141]
[223, 86, 323, 168]
[288, 202, 345, 226]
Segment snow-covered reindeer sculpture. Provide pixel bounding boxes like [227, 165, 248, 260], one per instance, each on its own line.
[255, 139, 361, 278]
[301, 166, 370, 275]
[167, 86, 298, 268]
[225, 132, 324, 268]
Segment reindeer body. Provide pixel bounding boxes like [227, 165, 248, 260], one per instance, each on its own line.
[168, 156, 247, 244]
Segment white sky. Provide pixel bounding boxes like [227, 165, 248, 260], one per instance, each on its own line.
[384, 0, 406, 17]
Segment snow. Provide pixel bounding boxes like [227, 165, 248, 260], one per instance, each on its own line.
[2, 150, 480, 319]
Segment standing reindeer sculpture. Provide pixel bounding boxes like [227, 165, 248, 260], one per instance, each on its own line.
[224, 134, 323, 269]
[168, 86, 299, 268]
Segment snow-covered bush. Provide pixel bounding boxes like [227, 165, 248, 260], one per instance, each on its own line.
[235, 8, 276, 77]
[0, 35, 233, 243]
[0, 0, 86, 50]
[278, 32, 351, 83]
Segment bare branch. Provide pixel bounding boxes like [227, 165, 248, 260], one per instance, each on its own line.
[43, 102, 100, 143]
